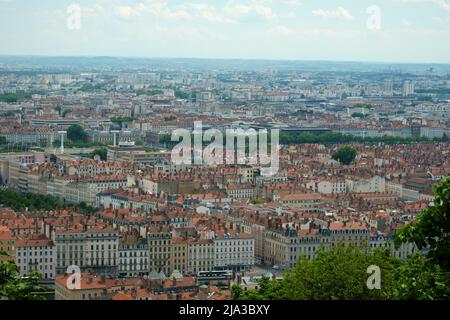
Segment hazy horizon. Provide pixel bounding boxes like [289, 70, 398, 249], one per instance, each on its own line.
[1, 0, 450, 64]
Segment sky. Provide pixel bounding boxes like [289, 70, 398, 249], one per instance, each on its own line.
[1, 0, 450, 63]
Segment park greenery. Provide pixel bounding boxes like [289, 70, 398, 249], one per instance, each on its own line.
[416, 88, 450, 95]
[111, 116, 137, 129]
[332, 146, 358, 165]
[67, 124, 88, 143]
[53, 140, 108, 149]
[279, 132, 449, 145]
[0, 252, 47, 300]
[233, 176, 450, 300]
[78, 82, 109, 92]
[51, 124, 108, 148]
[352, 103, 374, 109]
[175, 90, 190, 99]
[351, 112, 369, 118]
[134, 89, 164, 96]
[164, 116, 177, 121]
[158, 131, 449, 148]
[0, 92, 32, 103]
[0, 188, 97, 214]
[89, 147, 108, 161]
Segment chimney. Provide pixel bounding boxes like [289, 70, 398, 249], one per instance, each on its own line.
[172, 277, 177, 287]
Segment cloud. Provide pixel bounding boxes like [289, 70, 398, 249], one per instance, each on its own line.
[187, 3, 235, 23]
[393, 0, 450, 12]
[282, 0, 301, 5]
[312, 7, 354, 21]
[401, 18, 412, 26]
[112, 2, 190, 20]
[83, 4, 105, 17]
[113, 4, 145, 19]
[223, 3, 277, 21]
[268, 25, 294, 35]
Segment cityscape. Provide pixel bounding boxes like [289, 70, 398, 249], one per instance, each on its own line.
[0, 0, 449, 308]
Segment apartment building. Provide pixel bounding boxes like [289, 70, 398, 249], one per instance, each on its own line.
[264, 228, 324, 269]
[329, 220, 370, 248]
[118, 234, 149, 278]
[369, 233, 418, 259]
[0, 226, 15, 264]
[64, 175, 128, 205]
[171, 237, 188, 274]
[278, 193, 324, 208]
[55, 273, 142, 300]
[187, 239, 214, 273]
[346, 175, 386, 193]
[305, 179, 349, 194]
[147, 230, 172, 276]
[15, 236, 56, 279]
[226, 184, 254, 199]
[213, 230, 254, 272]
[53, 227, 119, 276]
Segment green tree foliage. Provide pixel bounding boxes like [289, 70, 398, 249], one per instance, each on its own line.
[67, 124, 88, 143]
[134, 89, 164, 96]
[0, 136, 6, 145]
[0, 188, 97, 214]
[282, 245, 397, 300]
[279, 132, 447, 145]
[159, 134, 173, 144]
[61, 109, 72, 118]
[391, 254, 450, 300]
[353, 103, 374, 109]
[332, 146, 357, 165]
[351, 112, 368, 118]
[0, 252, 46, 300]
[90, 148, 107, 161]
[234, 182, 450, 301]
[53, 139, 107, 148]
[53, 105, 62, 116]
[0, 92, 32, 103]
[175, 90, 190, 99]
[232, 276, 287, 300]
[110, 116, 136, 129]
[394, 175, 450, 271]
[234, 245, 449, 300]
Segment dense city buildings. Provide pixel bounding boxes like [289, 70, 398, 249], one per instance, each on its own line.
[0, 57, 449, 301]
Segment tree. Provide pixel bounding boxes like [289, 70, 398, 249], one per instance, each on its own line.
[0, 188, 98, 214]
[67, 125, 88, 143]
[232, 276, 287, 300]
[394, 175, 450, 271]
[90, 148, 107, 161]
[391, 254, 450, 300]
[62, 109, 72, 118]
[0, 252, 46, 300]
[351, 112, 368, 118]
[233, 243, 449, 300]
[282, 244, 397, 300]
[332, 146, 357, 165]
[110, 116, 136, 129]
[53, 105, 62, 116]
